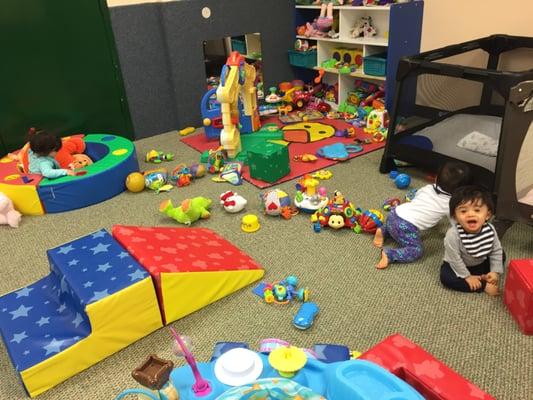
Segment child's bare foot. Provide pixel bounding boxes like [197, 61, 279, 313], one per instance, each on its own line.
[373, 228, 384, 248]
[484, 282, 500, 296]
[376, 250, 389, 269]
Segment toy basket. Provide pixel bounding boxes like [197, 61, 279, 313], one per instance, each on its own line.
[288, 49, 317, 69]
[363, 52, 387, 76]
[231, 39, 247, 55]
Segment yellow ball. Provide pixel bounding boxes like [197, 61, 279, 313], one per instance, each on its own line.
[126, 172, 145, 193]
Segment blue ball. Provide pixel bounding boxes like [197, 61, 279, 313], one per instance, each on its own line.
[389, 170, 399, 179]
[395, 173, 411, 189]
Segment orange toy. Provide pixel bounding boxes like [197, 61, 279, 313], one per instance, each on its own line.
[16, 136, 86, 172]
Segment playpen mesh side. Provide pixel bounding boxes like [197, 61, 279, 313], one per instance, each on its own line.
[517, 121, 533, 205]
[392, 48, 533, 136]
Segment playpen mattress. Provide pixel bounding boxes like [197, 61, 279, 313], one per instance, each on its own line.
[413, 113, 502, 172]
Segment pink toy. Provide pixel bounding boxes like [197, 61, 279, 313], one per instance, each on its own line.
[360, 334, 495, 400]
[169, 328, 212, 396]
[0, 192, 22, 228]
[504, 259, 533, 335]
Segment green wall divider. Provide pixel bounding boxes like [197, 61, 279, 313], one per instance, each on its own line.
[0, 0, 133, 155]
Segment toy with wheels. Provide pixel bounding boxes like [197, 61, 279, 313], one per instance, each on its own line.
[293, 302, 319, 330]
[357, 209, 384, 234]
[0, 134, 139, 215]
[311, 191, 361, 233]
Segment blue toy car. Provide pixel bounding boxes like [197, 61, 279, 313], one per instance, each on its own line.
[293, 302, 319, 330]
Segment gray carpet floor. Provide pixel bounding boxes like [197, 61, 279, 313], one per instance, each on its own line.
[0, 130, 532, 400]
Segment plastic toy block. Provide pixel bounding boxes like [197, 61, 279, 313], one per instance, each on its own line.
[359, 334, 495, 400]
[247, 142, 290, 183]
[504, 259, 533, 335]
[0, 229, 162, 397]
[112, 225, 264, 324]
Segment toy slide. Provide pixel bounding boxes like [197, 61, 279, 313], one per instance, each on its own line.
[0, 226, 264, 397]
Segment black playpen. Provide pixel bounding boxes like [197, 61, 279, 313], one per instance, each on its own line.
[380, 35, 533, 226]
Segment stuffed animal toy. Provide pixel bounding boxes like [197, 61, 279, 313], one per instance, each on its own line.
[70, 153, 93, 169]
[159, 197, 212, 225]
[220, 191, 247, 213]
[0, 192, 22, 228]
[13, 135, 87, 172]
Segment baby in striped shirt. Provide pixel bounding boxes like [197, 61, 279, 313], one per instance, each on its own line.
[440, 186, 504, 296]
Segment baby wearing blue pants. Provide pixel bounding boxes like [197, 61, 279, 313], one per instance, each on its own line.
[373, 161, 472, 269]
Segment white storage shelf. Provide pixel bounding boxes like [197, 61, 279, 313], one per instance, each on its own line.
[294, 5, 391, 107]
[293, 2, 424, 111]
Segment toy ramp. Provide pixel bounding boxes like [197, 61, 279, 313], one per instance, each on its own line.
[112, 225, 264, 324]
[0, 229, 162, 397]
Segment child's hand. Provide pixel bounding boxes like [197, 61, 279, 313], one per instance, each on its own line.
[465, 275, 482, 291]
[66, 169, 76, 176]
[485, 272, 499, 285]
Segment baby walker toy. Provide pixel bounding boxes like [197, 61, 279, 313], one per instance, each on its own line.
[116, 337, 424, 400]
[294, 175, 328, 213]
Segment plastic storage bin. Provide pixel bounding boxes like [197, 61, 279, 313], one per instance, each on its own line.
[288, 49, 317, 69]
[231, 39, 247, 55]
[363, 52, 387, 76]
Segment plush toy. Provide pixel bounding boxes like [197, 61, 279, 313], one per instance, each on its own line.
[159, 197, 212, 225]
[220, 191, 247, 213]
[13, 136, 87, 172]
[0, 192, 22, 228]
[70, 153, 93, 169]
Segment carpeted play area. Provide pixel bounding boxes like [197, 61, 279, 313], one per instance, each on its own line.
[1, 1, 533, 398]
[0, 131, 531, 400]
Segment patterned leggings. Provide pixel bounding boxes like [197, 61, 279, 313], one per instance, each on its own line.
[382, 210, 423, 263]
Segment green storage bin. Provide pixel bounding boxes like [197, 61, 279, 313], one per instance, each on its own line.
[288, 49, 317, 69]
[363, 52, 387, 76]
[247, 142, 290, 183]
[231, 39, 247, 55]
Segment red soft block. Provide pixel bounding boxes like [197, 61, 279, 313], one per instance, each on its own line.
[504, 259, 533, 335]
[360, 334, 495, 400]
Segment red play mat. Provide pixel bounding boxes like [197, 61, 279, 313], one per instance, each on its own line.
[181, 117, 385, 188]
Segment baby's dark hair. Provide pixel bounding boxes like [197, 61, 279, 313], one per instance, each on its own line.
[449, 185, 495, 216]
[436, 161, 472, 194]
[28, 127, 62, 157]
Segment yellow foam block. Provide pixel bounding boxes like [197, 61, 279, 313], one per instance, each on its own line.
[161, 269, 265, 324]
[0, 182, 44, 215]
[20, 277, 162, 397]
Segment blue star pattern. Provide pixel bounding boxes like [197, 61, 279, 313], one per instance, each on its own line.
[0, 229, 149, 372]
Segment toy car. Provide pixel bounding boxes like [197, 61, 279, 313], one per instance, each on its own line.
[293, 302, 319, 330]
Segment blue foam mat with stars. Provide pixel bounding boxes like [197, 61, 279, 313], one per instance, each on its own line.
[0, 229, 149, 372]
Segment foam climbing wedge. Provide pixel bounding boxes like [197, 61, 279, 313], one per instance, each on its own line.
[112, 225, 265, 324]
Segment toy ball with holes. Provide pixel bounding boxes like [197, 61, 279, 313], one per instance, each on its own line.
[389, 171, 411, 189]
[125, 172, 146, 193]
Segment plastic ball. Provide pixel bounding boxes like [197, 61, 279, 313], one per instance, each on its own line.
[190, 163, 206, 178]
[389, 170, 399, 179]
[394, 173, 411, 189]
[125, 172, 145, 193]
[172, 335, 193, 357]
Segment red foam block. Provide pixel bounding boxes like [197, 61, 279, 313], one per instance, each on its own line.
[360, 334, 495, 400]
[504, 259, 533, 335]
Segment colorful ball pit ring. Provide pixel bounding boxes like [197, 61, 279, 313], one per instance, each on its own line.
[0, 134, 138, 215]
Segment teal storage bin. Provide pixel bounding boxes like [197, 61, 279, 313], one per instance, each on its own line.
[231, 39, 247, 55]
[288, 49, 317, 69]
[363, 52, 387, 76]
